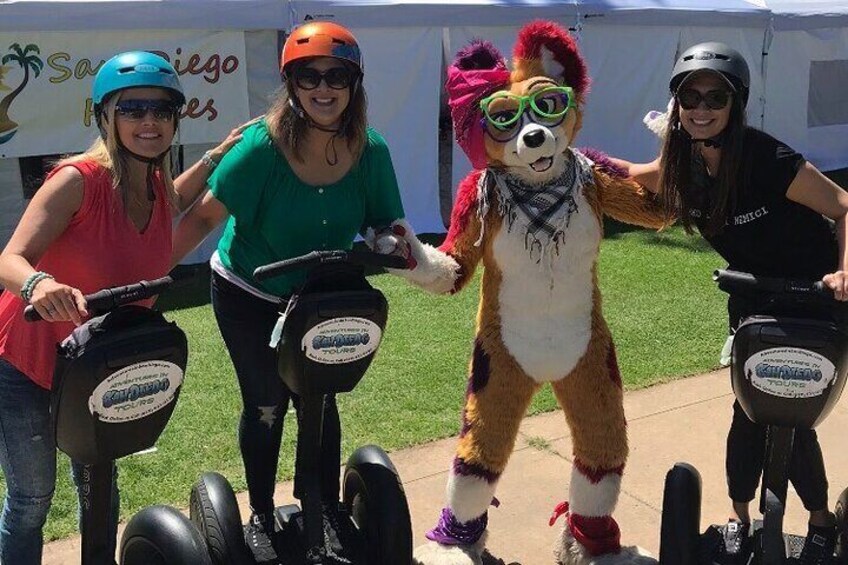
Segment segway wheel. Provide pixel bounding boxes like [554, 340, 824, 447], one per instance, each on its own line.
[190, 472, 253, 565]
[835, 487, 848, 563]
[120, 505, 213, 565]
[343, 445, 413, 565]
[659, 462, 702, 565]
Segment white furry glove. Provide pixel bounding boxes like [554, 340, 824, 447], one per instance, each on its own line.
[365, 220, 459, 294]
[370, 225, 417, 269]
[643, 97, 674, 138]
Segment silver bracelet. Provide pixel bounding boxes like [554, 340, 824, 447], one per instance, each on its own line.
[200, 150, 218, 171]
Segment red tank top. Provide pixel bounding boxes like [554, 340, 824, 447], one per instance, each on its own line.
[0, 159, 173, 389]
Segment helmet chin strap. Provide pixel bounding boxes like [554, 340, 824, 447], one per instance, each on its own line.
[116, 137, 170, 201]
[96, 112, 174, 201]
[692, 137, 723, 149]
[673, 121, 724, 149]
[287, 98, 344, 166]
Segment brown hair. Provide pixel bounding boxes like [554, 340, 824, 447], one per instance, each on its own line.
[658, 92, 747, 236]
[265, 60, 368, 162]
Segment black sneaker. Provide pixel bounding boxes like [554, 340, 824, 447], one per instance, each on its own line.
[322, 502, 354, 564]
[244, 511, 278, 564]
[798, 523, 837, 565]
[706, 520, 751, 565]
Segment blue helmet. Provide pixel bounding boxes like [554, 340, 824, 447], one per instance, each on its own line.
[92, 51, 185, 110]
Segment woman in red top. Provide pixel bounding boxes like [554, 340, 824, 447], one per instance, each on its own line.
[0, 51, 243, 564]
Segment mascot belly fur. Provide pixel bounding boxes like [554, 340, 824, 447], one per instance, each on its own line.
[377, 20, 668, 565]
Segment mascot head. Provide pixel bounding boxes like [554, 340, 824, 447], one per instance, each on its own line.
[446, 21, 589, 185]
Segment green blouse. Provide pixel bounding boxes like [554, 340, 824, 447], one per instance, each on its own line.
[208, 120, 405, 297]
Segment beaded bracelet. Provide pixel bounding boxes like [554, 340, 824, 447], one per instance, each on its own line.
[21, 271, 54, 303]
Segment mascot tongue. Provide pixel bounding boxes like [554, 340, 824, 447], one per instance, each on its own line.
[445, 44, 510, 170]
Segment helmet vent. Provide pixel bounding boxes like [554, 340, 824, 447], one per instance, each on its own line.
[134, 64, 160, 73]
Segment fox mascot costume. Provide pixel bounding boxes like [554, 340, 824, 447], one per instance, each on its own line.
[372, 20, 665, 565]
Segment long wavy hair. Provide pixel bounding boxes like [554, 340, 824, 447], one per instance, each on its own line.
[57, 94, 178, 212]
[266, 59, 368, 162]
[658, 90, 748, 236]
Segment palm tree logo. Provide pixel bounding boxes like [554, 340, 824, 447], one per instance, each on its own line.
[0, 43, 44, 145]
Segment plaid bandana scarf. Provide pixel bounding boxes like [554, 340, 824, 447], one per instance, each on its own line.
[476, 148, 595, 264]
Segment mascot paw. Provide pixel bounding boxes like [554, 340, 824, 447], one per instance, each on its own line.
[414, 536, 487, 565]
[554, 527, 656, 565]
[369, 220, 459, 294]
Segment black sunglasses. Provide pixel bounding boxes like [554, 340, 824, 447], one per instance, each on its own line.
[677, 88, 731, 111]
[293, 67, 354, 91]
[115, 99, 180, 121]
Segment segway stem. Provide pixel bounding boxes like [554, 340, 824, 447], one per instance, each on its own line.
[295, 394, 327, 562]
[80, 461, 117, 565]
[760, 425, 794, 514]
[760, 425, 795, 563]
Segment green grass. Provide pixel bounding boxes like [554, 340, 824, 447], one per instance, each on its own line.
[3, 224, 728, 541]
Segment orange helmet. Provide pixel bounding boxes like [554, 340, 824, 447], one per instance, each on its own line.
[281, 21, 363, 74]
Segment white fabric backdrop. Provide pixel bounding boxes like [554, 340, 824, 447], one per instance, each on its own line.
[353, 26, 445, 233]
[763, 26, 848, 171]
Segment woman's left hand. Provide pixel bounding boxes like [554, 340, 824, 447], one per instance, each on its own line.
[822, 271, 848, 301]
[206, 116, 263, 163]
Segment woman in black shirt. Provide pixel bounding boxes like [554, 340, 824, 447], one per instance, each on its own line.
[613, 42, 848, 564]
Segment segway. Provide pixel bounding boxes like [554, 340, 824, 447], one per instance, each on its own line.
[25, 277, 211, 565]
[189, 249, 414, 565]
[659, 269, 848, 564]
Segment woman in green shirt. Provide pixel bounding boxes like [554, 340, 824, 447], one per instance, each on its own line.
[171, 21, 406, 558]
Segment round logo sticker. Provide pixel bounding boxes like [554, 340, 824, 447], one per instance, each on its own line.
[89, 360, 184, 423]
[744, 347, 836, 399]
[302, 317, 382, 365]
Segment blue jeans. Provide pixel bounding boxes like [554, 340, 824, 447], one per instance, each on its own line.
[0, 358, 119, 565]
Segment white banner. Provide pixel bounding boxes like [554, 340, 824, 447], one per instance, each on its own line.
[0, 30, 250, 158]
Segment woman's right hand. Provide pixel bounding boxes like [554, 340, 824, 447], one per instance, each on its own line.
[28, 278, 88, 325]
[206, 116, 263, 164]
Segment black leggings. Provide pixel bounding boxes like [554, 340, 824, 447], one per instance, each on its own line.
[726, 294, 829, 511]
[211, 272, 341, 516]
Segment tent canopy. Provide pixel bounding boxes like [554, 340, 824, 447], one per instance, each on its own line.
[1, 0, 287, 31]
[0, 0, 776, 30]
[286, 0, 771, 27]
[766, 0, 848, 29]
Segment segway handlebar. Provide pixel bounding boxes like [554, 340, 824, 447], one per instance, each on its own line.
[253, 250, 408, 281]
[713, 269, 834, 301]
[23, 276, 174, 322]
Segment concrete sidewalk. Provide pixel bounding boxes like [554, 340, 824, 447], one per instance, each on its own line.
[43, 368, 848, 564]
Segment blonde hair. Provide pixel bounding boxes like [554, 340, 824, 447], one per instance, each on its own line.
[57, 95, 178, 211]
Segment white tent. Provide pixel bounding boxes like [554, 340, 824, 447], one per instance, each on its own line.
[0, 0, 846, 263]
[763, 0, 848, 171]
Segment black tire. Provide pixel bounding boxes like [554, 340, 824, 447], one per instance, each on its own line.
[835, 487, 848, 563]
[189, 472, 252, 565]
[120, 505, 213, 565]
[659, 463, 702, 565]
[343, 445, 413, 565]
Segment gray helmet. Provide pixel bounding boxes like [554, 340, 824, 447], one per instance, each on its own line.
[669, 42, 750, 106]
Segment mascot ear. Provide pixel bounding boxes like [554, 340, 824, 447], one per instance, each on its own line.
[454, 39, 507, 72]
[512, 20, 589, 99]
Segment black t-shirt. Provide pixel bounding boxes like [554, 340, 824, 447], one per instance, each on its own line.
[685, 127, 837, 280]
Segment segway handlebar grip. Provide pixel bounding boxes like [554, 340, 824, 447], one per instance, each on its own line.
[23, 276, 174, 322]
[713, 269, 834, 300]
[253, 249, 409, 281]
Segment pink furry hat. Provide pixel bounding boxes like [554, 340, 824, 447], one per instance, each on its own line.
[445, 40, 510, 170]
